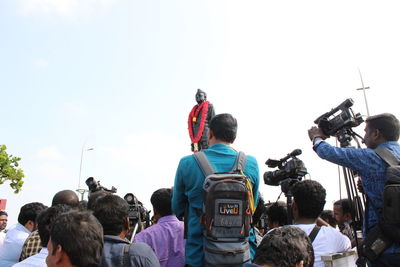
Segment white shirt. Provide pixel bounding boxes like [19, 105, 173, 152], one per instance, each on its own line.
[294, 224, 351, 267]
[12, 248, 48, 267]
[0, 223, 31, 267]
[0, 230, 6, 247]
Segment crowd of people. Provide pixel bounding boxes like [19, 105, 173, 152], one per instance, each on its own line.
[0, 112, 399, 267]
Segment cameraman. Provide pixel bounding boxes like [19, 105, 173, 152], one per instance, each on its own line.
[308, 113, 400, 266]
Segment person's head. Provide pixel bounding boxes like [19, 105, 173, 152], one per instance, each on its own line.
[151, 188, 172, 221]
[195, 89, 207, 104]
[37, 205, 72, 247]
[77, 200, 88, 211]
[18, 202, 47, 232]
[266, 201, 288, 229]
[208, 113, 237, 145]
[87, 191, 111, 211]
[364, 113, 400, 148]
[51, 190, 79, 208]
[46, 211, 103, 267]
[92, 194, 129, 236]
[292, 180, 326, 221]
[253, 226, 314, 267]
[320, 210, 337, 228]
[253, 195, 267, 228]
[0, 211, 8, 231]
[333, 199, 352, 226]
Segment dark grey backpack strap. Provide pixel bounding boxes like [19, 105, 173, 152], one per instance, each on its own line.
[233, 151, 247, 172]
[375, 148, 400, 167]
[308, 225, 321, 243]
[122, 243, 131, 267]
[194, 151, 215, 177]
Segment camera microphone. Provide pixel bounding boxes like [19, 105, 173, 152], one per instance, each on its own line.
[279, 149, 302, 163]
[290, 149, 302, 157]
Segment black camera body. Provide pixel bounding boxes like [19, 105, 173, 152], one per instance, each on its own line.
[124, 193, 150, 229]
[264, 149, 308, 187]
[85, 177, 117, 195]
[314, 98, 364, 137]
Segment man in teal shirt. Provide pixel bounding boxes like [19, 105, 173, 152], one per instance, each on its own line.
[172, 113, 260, 267]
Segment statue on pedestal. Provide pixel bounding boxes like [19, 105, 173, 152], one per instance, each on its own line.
[188, 89, 215, 152]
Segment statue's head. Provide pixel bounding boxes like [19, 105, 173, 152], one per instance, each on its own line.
[195, 89, 207, 104]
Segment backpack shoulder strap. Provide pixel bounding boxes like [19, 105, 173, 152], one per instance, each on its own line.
[375, 147, 400, 167]
[194, 151, 215, 177]
[122, 243, 131, 267]
[308, 225, 321, 243]
[233, 151, 247, 172]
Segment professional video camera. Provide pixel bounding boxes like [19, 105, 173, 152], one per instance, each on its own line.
[314, 98, 364, 137]
[264, 149, 308, 224]
[264, 149, 308, 187]
[85, 177, 117, 195]
[124, 193, 151, 241]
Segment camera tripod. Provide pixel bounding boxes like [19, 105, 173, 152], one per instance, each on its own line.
[276, 178, 301, 225]
[336, 129, 366, 258]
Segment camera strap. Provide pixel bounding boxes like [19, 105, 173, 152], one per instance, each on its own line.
[122, 243, 132, 267]
[308, 225, 321, 243]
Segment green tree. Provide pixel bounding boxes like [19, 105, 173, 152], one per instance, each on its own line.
[0, 145, 24, 193]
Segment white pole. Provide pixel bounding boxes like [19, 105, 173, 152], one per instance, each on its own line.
[357, 68, 371, 117]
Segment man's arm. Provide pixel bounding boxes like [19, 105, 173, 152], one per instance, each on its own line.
[314, 141, 381, 175]
[246, 155, 260, 205]
[172, 160, 187, 219]
[308, 126, 380, 175]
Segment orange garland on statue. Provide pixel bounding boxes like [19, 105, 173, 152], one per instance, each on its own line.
[188, 101, 209, 152]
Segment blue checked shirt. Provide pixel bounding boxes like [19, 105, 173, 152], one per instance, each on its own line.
[314, 140, 400, 254]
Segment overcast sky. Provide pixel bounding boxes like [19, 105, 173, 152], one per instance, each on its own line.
[1, 0, 400, 224]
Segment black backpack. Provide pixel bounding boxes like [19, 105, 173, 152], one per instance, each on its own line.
[194, 151, 253, 267]
[375, 148, 400, 240]
[361, 148, 400, 261]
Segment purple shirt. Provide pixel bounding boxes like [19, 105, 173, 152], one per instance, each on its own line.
[135, 215, 185, 267]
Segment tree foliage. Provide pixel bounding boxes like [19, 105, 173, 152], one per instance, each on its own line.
[0, 145, 25, 193]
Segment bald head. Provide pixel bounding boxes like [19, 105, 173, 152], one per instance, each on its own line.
[52, 190, 79, 207]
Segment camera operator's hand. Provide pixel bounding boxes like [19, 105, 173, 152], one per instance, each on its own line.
[308, 126, 328, 142]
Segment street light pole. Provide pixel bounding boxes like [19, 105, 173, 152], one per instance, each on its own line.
[77, 144, 94, 201]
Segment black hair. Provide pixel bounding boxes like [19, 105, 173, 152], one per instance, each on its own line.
[320, 210, 337, 228]
[209, 113, 237, 143]
[51, 190, 79, 207]
[0, 211, 7, 216]
[334, 199, 351, 215]
[37, 204, 72, 247]
[292, 180, 326, 219]
[49, 211, 103, 267]
[87, 191, 112, 211]
[253, 226, 314, 267]
[77, 200, 88, 211]
[151, 188, 172, 217]
[92, 194, 129, 235]
[266, 201, 288, 226]
[366, 113, 400, 141]
[252, 195, 267, 226]
[18, 202, 47, 226]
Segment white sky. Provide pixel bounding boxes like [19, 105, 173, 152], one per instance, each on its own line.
[1, 0, 400, 224]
